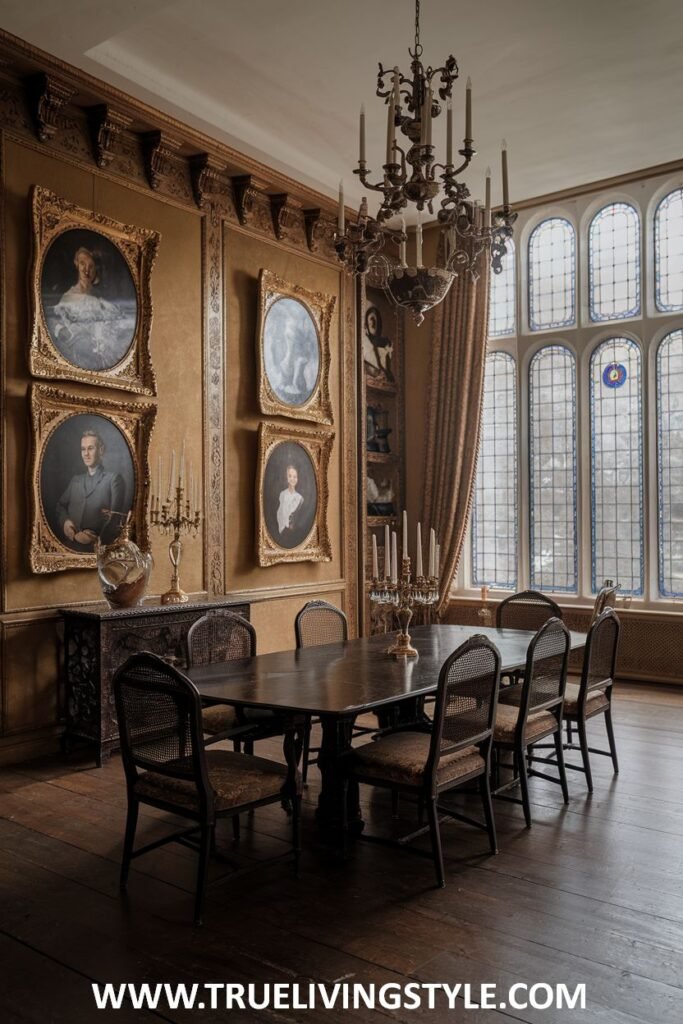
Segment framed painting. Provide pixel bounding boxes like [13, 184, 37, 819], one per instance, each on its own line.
[29, 384, 156, 573]
[256, 269, 335, 425]
[29, 186, 159, 395]
[256, 421, 333, 566]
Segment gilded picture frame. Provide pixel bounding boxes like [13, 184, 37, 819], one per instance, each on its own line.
[29, 384, 156, 573]
[256, 421, 333, 566]
[29, 185, 159, 396]
[256, 269, 335, 425]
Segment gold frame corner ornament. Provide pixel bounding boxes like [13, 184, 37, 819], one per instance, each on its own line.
[29, 185, 160, 396]
[29, 384, 156, 573]
[256, 421, 334, 567]
[256, 268, 335, 426]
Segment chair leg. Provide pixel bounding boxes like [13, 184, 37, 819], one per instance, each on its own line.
[301, 721, 311, 786]
[232, 814, 240, 840]
[391, 790, 400, 819]
[232, 739, 242, 753]
[427, 797, 445, 888]
[292, 794, 302, 878]
[417, 795, 425, 826]
[567, 719, 573, 745]
[194, 825, 212, 927]
[120, 799, 139, 889]
[517, 747, 532, 828]
[605, 706, 619, 774]
[244, 740, 254, 756]
[577, 717, 593, 792]
[479, 773, 497, 855]
[553, 728, 570, 804]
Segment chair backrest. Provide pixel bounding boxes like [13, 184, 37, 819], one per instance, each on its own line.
[186, 610, 256, 668]
[113, 652, 211, 802]
[579, 608, 621, 702]
[520, 617, 571, 718]
[590, 584, 619, 625]
[295, 600, 348, 649]
[427, 636, 501, 788]
[496, 590, 563, 631]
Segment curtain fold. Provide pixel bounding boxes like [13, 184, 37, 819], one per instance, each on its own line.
[420, 241, 490, 618]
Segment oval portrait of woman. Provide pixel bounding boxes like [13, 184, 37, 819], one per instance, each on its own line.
[41, 228, 138, 372]
[40, 413, 136, 553]
[263, 441, 318, 550]
[263, 297, 320, 407]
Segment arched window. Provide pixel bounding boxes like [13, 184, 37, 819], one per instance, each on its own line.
[529, 345, 578, 591]
[657, 329, 683, 597]
[589, 202, 641, 321]
[528, 218, 576, 331]
[655, 187, 683, 312]
[590, 337, 644, 595]
[488, 240, 516, 338]
[471, 353, 518, 589]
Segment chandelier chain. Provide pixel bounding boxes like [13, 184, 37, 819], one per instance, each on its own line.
[414, 0, 422, 58]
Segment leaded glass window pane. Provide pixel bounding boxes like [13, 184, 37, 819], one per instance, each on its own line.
[488, 240, 516, 338]
[472, 353, 518, 589]
[657, 329, 683, 597]
[655, 188, 683, 312]
[589, 202, 641, 321]
[528, 218, 576, 331]
[590, 337, 644, 595]
[529, 345, 578, 592]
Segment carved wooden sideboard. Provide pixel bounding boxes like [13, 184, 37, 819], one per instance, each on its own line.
[60, 597, 250, 766]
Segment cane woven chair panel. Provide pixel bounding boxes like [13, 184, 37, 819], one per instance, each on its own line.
[527, 622, 569, 711]
[438, 643, 498, 751]
[296, 602, 348, 648]
[496, 591, 562, 632]
[585, 612, 619, 693]
[188, 612, 254, 667]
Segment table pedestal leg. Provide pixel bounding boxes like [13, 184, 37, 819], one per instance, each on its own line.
[315, 714, 364, 849]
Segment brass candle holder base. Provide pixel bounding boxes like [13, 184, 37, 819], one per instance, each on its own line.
[161, 585, 189, 605]
[150, 478, 201, 608]
[386, 607, 418, 658]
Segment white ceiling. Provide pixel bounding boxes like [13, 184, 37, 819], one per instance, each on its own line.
[1, 0, 682, 211]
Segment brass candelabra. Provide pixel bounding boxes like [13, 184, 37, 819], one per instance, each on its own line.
[150, 464, 201, 605]
[370, 556, 439, 658]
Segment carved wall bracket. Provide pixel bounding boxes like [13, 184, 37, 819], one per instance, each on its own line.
[143, 130, 183, 191]
[270, 192, 295, 241]
[190, 153, 227, 208]
[88, 104, 133, 168]
[304, 208, 323, 252]
[27, 72, 76, 143]
[231, 174, 259, 225]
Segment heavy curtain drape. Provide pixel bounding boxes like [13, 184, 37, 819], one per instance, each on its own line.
[420, 242, 490, 618]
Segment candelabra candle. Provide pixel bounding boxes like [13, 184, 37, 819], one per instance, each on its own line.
[369, 553, 439, 658]
[150, 450, 202, 605]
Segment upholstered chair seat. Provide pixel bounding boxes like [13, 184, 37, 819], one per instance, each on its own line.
[563, 682, 609, 717]
[201, 704, 238, 735]
[494, 703, 557, 742]
[350, 732, 484, 788]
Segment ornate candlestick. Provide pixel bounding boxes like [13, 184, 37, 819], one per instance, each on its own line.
[150, 448, 201, 605]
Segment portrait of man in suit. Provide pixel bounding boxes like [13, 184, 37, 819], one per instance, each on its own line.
[56, 429, 126, 550]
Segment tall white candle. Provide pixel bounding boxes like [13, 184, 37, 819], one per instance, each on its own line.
[446, 98, 453, 166]
[436, 543, 440, 578]
[400, 213, 407, 267]
[372, 533, 379, 579]
[180, 438, 186, 489]
[402, 509, 408, 560]
[465, 76, 472, 140]
[338, 180, 345, 233]
[425, 87, 432, 146]
[384, 524, 391, 580]
[416, 212, 423, 268]
[501, 139, 509, 208]
[359, 104, 366, 164]
[429, 528, 436, 578]
[167, 450, 176, 501]
[157, 454, 162, 500]
[416, 522, 423, 577]
[485, 167, 492, 228]
[386, 92, 395, 164]
[391, 532, 398, 583]
[189, 464, 193, 508]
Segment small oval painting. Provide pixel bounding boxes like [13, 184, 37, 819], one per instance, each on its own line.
[263, 441, 318, 550]
[41, 228, 138, 372]
[263, 297, 320, 407]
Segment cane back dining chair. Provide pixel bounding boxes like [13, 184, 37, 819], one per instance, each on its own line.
[496, 590, 564, 686]
[493, 617, 571, 827]
[113, 652, 301, 926]
[531, 608, 620, 791]
[343, 635, 501, 888]
[187, 610, 283, 753]
[590, 583, 619, 625]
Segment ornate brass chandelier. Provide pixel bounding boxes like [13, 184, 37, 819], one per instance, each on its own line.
[335, 0, 516, 324]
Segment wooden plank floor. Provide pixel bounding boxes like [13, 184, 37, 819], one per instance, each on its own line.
[1, 682, 682, 1023]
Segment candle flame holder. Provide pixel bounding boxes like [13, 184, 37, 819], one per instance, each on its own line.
[150, 483, 201, 605]
[370, 556, 439, 658]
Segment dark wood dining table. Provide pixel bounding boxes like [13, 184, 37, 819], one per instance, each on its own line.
[186, 623, 587, 846]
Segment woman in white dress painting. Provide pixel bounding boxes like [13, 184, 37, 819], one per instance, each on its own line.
[276, 464, 304, 536]
[46, 244, 136, 372]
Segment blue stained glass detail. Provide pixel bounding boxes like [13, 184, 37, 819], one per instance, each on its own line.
[472, 353, 518, 590]
[528, 218, 576, 331]
[529, 345, 578, 592]
[657, 329, 683, 597]
[655, 188, 683, 313]
[602, 362, 627, 388]
[588, 202, 641, 322]
[590, 337, 644, 596]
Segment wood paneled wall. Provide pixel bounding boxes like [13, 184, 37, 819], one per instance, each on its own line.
[0, 33, 357, 763]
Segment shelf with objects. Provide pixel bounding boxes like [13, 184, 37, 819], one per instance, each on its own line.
[358, 276, 405, 636]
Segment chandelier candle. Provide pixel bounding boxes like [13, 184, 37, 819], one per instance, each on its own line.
[334, 0, 516, 324]
[369, 509, 440, 658]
